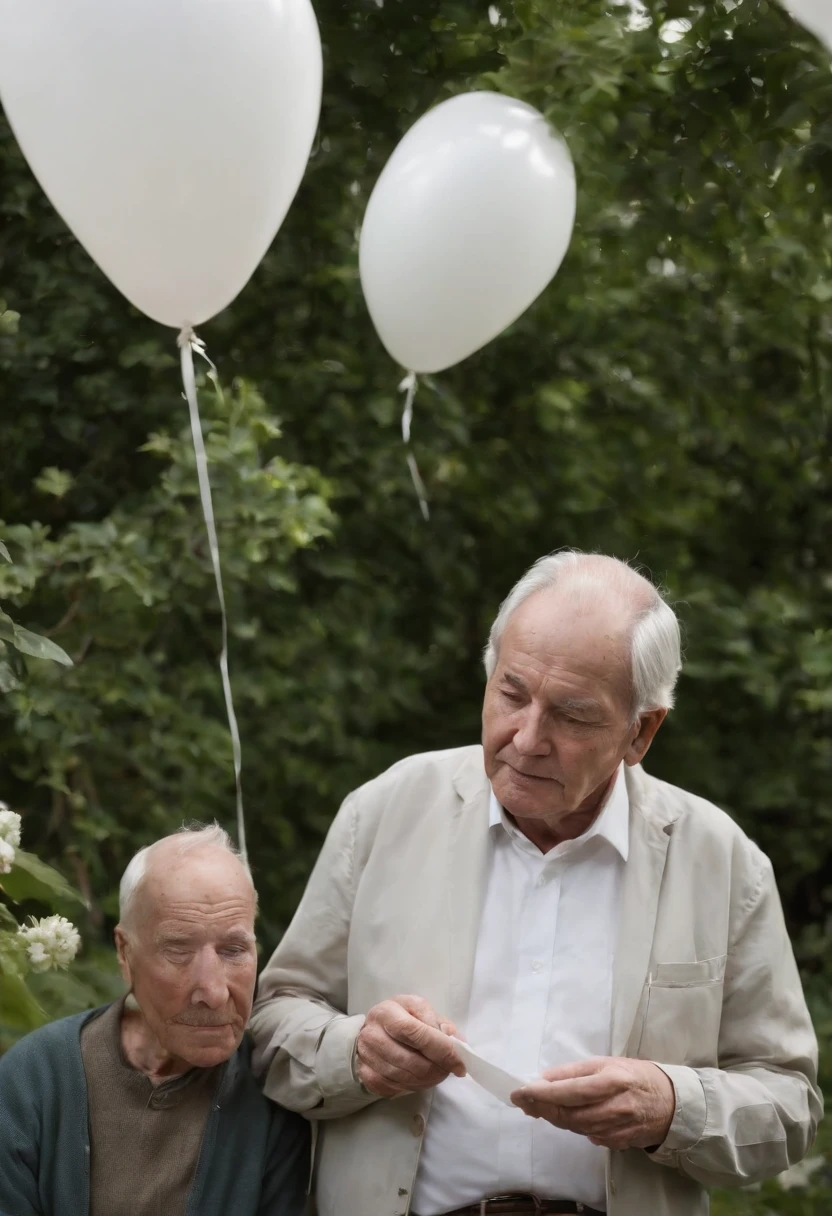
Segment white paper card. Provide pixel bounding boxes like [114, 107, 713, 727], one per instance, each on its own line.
[450, 1037, 524, 1107]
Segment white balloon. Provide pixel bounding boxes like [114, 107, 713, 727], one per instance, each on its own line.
[0, 0, 322, 329]
[359, 92, 576, 375]
[782, 0, 832, 51]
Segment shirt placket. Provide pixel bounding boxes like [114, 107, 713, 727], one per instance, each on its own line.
[496, 847, 562, 1191]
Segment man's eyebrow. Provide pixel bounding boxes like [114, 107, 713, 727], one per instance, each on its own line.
[155, 928, 256, 947]
[555, 697, 604, 717]
[156, 932, 195, 948]
[500, 673, 603, 716]
[221, 929, 256, 944]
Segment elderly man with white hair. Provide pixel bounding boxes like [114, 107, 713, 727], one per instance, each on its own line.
[0, 825, 309, 1216]
[250, 550, 822, 1216]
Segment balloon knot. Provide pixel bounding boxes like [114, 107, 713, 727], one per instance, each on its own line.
[177, 325, 195, 349]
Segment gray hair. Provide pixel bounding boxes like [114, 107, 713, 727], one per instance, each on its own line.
[483, 550, 682, 717]
[119, 822, 254, 928]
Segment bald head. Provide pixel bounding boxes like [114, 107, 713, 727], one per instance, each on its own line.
[485, 551, 681, 716]
[119, 824, 255, 933]
[114, 826, 258, 1073]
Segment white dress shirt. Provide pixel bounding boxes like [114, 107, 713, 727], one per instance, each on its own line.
[411, 766, 629, 1215]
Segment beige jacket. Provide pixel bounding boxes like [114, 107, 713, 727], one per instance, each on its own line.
[251, 746, 822, 1216]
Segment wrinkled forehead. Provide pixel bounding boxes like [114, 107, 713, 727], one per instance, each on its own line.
[133, 846, 256, 931]
[498, 588, 635, 695]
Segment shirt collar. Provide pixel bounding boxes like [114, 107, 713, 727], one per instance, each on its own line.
[489, 763, 630, 862]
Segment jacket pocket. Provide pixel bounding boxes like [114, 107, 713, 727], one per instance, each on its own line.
[636, 955, 727, 1065]
[650, 955, 727, 988]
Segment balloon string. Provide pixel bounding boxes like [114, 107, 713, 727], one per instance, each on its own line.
[177, 326, 247, 864]
[398, 371, 430, 521]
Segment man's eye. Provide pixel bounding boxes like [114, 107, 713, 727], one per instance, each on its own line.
[501, 689, 522, 703]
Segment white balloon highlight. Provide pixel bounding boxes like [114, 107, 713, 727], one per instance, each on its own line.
[359, 91, 576, 375]
[782, 0, 832, 51]
[0, 0, 323, 329]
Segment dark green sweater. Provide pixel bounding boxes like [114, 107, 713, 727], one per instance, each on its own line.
[0, 1006, 310, 1216]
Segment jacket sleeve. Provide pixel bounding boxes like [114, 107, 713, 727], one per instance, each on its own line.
[249, 793, 378, 1121]
[258, 1106, 312, 1216]
[0, 1035, 44, 1216]
[648, 853, 823, 1187]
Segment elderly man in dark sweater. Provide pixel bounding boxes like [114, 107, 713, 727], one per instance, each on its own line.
[0, 825, 309, 1216]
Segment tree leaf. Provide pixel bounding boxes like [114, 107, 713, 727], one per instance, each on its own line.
[1, 850, 85, 907]
[0, 963, 48, 1032]
[0, 540, 10, 563]
[0, 610, 15, 645]
[11, 626, 73, 667]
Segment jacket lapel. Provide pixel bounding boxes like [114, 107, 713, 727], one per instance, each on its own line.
[444, 748, 492, 1027]
[611, 765, 679, 1057]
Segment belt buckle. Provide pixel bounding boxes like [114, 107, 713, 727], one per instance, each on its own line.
[477, 1198, 585, 1215]
[479, 1196, 544, 1215]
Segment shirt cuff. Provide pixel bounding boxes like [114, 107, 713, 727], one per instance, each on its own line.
[646, 1064, 707, 1165]
[316, 1013, 367, 1100]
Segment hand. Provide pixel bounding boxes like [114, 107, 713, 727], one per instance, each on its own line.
[511, 1057, 676, 1151]
[355, 994, 466, 1098]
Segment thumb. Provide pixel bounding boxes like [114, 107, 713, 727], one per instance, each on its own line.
[438, 1019, 464, 1041]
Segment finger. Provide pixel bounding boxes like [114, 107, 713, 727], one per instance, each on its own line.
[363, 1057, 447, 1091]
[386, 1013, 465, 1077]
[357, 1067, 407, 1099]
[558, 1104, 632, 1137]
[359, 1052, 447, 1091]
[439, 1019, 462, 1040]
[519, 1070, 624, 1108]
[358, 1033, 448, 1087]
[392, 994, 444, 1029]
[394, 998, 465, 1051]
[511, 1095, 627, 1138]
[540, 1057, 613, 1083]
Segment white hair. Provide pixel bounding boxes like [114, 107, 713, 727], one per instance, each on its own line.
[483, 550, 682, 717]
[118, 822, 254, 928]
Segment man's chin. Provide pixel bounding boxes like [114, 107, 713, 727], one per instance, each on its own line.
[171, 1025, 241, 1068]
[495, 767, 563, 815]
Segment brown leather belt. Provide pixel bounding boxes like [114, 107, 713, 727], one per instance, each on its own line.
[416, 1199, 605, 1216]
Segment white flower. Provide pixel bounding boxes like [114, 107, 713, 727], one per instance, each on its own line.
[778, 1155, 825, 1191]
[25, 941, 48, 969]
[0, 806, 22, 850]
[0, 837, 14, 875]
[18, 915, 82, 972]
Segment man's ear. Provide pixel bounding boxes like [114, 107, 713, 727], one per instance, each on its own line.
[624, 707, 667, 766]
[114, 925, 133, 988]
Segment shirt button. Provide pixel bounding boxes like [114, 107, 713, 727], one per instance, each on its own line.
[411, 1114, 425, 1137]
[536, 875, 547, 887]
[532, 961, 543, 973]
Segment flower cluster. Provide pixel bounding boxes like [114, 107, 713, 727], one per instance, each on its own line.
[18, 915, 82, 972]
[0, 801, 22, 875]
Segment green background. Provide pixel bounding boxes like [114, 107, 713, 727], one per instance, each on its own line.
[1, 0, 830, 1207]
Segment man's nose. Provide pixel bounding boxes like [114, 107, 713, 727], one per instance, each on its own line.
[513, 707, 551, 756]
[190, 949, 230, 1008]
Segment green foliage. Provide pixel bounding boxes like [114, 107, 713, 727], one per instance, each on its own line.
[0, 834, 85, 1046]
[0, 539, 72, 677]
[1, 0, 831, 1205]
[1, 848, 86, 907]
